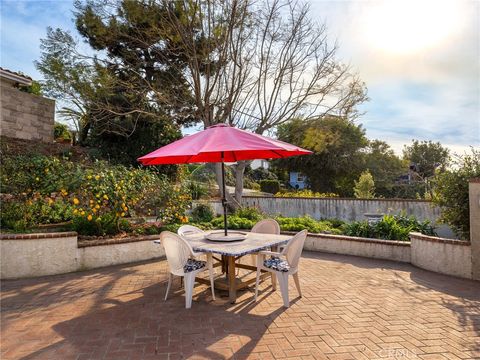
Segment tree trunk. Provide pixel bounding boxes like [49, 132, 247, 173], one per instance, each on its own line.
[214, 163, 240, 209]
[234, 161, 247, 206]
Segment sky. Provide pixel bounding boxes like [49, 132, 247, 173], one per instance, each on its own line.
[1, 0, 479, 155]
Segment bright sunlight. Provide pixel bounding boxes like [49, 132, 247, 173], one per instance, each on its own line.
[363, 0, 463, 55]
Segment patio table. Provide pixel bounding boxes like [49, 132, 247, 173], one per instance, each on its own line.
[186, 231, 292, 303]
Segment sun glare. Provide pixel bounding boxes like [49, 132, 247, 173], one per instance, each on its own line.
[363, 0, 462, 55]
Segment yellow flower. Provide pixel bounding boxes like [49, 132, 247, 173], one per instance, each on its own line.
[95, 175, 100, 180]
[80, 211, 85, 216]
[103, 194, 109, 200]
[121, 212, 125, 217]
[35, 177, 40, 181]
[89, 199, 94, 204]
[87, 175, 92, 180]
[48, 198, 54, 205]
[87, 214, 93, 221]
[73, 209, 78, 214]
[95, 204, 100, 210]
[73, 198, 80, 205]
[92, 208, 97, 213]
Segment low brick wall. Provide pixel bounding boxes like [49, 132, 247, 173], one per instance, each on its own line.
[0, 232, 165, 279]
[410, 232, 472, 279]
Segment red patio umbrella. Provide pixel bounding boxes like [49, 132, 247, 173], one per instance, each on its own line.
[138, 124, 312, 236]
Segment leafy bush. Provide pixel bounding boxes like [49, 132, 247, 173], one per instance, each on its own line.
[275, 189, 339, 198]
[234, 207, 263, 221]
[210, 216, 256, 230]
[259, 179, 280, 194]
[432, 149, 480, 240]
[0, 194, 74, 232]
[0, 154, 191, 235]
[186, 181, 208, 200]
[342, 214, 436, 241]
[54, 122, 72, 141]
[192, 203, 215, 223]
[275, 216, 342, 234]
[354, 170, 375, 199]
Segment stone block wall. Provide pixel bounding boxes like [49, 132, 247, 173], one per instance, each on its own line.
[0, 82, 55, 142]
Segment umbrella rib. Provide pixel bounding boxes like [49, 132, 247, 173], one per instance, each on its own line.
[271, 150, 284, 158]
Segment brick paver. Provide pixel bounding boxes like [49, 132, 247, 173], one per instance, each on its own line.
[1, 252, 479, 360]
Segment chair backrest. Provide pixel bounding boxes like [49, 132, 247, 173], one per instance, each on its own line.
[160, 231, 194, 276]
[251, 219, 280, 235]
[282, 230, 307, 269]
[178, 225, 204, 237]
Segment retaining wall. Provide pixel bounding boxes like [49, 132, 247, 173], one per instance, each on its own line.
[410, 232, 472, 279]
[0, 82, 55, 142]
[1, 230, 473, 280]
[0, 233, 165, 279]
[205, 197, 454, 238]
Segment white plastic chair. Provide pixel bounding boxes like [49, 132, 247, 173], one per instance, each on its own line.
[178, 225, 207, 262]
[244, 219, 282, 270]
[251, 219, 280, 235]
[160, 231, 215, 309]
[254, 230, 307, 308]
[178, 225, 204, 237]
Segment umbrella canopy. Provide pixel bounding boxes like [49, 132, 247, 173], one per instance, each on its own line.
[138, 124, 312, 237]
[138, 124, 311, 165]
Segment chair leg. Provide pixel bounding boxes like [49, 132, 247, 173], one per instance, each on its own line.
[255, 268, 261, 301]
[164, 273, 173, 301]
[184, 273, 196, 309]
[271, 273, 277, 290]
[277, 273, 290, 308]
[207, 253, 216, 301]
[255, 255, 262, 301]
[293, 272, 302, 297]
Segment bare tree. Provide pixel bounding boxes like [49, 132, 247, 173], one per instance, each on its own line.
[160, 0, 367, 206]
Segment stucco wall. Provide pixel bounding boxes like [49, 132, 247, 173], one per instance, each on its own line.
[410, 232, 472, 279]
[302, 233, 411, 263]
[0, 81, 55, 142]
[0, 233, 79, 279]
[206, 196, 454, 238]
[1, 231, 473, 280]
[0, 233, 165, 279]
[78, 239, 165, 270]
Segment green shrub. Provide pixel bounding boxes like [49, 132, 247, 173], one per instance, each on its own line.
[275, 215, 342, 234]
[192, 203, 215, 223]
[432, 149, 480, 240]
[186, 181, 208, 200]
[342, 215, 436, 241]
[234, 207, 263, 221]
[275, 190, 338, 198]
[54, 122, 72, 141]
[210, 216, 256, 230]
[354, 170, 375, 199]
[259, 179, 280, 194]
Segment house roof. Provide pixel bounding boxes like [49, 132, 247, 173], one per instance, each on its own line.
[0, 67, 32, 85]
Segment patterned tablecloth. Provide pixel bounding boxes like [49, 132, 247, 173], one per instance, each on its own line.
[186, 231, 292, 257]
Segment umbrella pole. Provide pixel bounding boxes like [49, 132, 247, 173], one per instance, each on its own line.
[221, 152, 228, 236]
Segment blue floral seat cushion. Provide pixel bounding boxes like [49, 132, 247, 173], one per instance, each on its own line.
[264, 256, 290, 272]
[183, 259, 206, 273]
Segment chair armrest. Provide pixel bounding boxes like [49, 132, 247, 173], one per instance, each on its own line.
[258, 250, 283, 257]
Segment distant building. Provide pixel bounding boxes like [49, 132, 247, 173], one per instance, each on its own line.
[251, 159, 269, 170]
[0, 67, 55, 142]
[289, 172, 307, 189]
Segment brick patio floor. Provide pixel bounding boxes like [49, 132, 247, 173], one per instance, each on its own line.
[1, 251, 479, 360]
